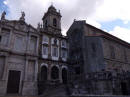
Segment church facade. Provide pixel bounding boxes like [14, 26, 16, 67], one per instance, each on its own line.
[0, 12, 39, 95]
[0, 5, 130, 96]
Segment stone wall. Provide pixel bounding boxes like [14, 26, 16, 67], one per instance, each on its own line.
[102, 37, 130, 72]
[0, 20, 39, 95]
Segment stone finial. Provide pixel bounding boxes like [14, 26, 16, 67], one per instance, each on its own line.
[37, 23, 41, 30]
[1, 11, 6, 20]
[37, 23, 40, 28]
[51, 2, 53, 6]
[40, 24, 43, 28]
[59, 10, 60, 13]
[20, 11, 25, 21]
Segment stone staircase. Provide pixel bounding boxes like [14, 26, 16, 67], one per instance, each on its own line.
[40, 84, 69, 97]
[0, 95, 130, 97]
[70, 96, 130, 97]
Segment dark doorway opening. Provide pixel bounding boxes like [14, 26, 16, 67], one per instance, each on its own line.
[62, 68, 67, 84]
[41, 66, 47, 81]
[121, 82, 128, 95]
[51, 66, 59, 80]
[7, 70, 21, 94]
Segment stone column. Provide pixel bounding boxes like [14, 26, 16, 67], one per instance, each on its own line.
[48, 37, 52, 59]
[59, 65, 62, 83]
[0, 53, 9, 95]
[48, 64, 51, 81]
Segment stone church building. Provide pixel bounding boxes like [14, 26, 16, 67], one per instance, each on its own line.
[0, 5, 130, 96]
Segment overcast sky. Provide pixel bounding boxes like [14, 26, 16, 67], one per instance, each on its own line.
[0, 0, 130, 43]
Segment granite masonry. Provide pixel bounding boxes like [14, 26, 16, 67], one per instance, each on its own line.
[0, 5, 130, 96]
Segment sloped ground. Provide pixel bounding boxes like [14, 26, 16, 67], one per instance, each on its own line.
[40, 84, 69, 97]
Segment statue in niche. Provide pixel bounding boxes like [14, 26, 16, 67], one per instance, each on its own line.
[20, 11, 25, 21]
[1, 11, 6, 20]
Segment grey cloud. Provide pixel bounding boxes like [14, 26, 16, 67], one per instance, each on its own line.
[5, 0, 103, 35]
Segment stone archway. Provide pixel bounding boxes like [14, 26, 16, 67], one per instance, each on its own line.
[62, 68, 67, 84]
[51, 66, 59, 80]
[41, 66, 47, 81]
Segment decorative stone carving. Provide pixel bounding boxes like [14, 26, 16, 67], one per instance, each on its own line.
[1, 11, 6, 20]
[37, 23, 40, 29]
[19, 11, 25, 21]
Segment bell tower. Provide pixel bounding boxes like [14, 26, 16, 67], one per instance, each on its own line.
[42, 5, 62, 35]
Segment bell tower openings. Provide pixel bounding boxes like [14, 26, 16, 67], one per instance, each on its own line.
[42, 5, 62, 35]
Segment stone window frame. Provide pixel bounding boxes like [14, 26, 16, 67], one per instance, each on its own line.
[0, 28, 10, 46]
[52, 46, 58, 57]
[61, 49, 67, 59]
[29, 35, 38, 52]
[61, 40, 67, 48]
[42, 45, 48, 56]
[14, 34, 25, 52]
[45, 20, 48, 28]
[53, 18, 57, 27]
[42, 35, 49, 44]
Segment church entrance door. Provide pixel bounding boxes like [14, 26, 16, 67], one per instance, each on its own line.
[7, 70, 21, 94]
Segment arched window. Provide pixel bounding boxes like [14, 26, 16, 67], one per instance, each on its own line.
[53, 18, 57, 27]
[41, 66, 47, 81]
[62, 68, 67, 84]
[51, 66, 59, 79]
[45, 20, 48, 28]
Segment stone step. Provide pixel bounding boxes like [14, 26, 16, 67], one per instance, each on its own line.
[0, 95, 130, 97]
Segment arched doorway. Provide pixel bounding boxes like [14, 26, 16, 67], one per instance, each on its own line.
[41, 66, 47, 81]
[62, 68, 67, 84]
[51, 66, 59, 80]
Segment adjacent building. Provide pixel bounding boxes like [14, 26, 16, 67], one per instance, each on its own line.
[67, 20, 130, 95]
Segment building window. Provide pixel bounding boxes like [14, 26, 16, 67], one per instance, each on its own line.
[52, 46, 58, 57]
[61, 49, 67, 58]
[43, 35, 49, 44]
[61, 40, 66, 48]
[1, 28, 10, 45]
[1, 33, 9, 46]
[30, 35, 37, 52]
[53, 18, 57, 27]
[42, 46, 48, 55]
[110, 45, 115, 59]
[51, 38, 59, 45]
[45, 20, 47, 28]
[14, 36, 24, 51]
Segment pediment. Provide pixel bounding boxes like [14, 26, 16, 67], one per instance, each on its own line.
[3, 20, 37, 33]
